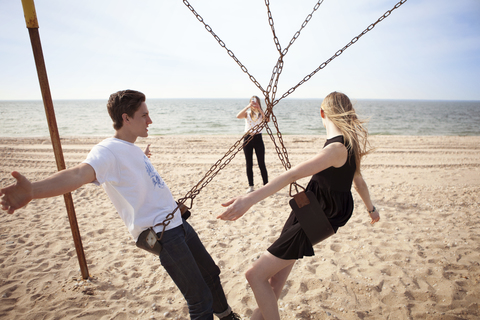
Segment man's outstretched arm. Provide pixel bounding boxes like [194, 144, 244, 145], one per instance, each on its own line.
[0, 163, 96, 214]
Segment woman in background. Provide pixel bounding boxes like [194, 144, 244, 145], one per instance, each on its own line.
[237, 95, 269, 193]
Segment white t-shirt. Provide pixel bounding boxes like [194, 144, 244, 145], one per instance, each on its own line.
[244, 110, 264, 135]
[83, 137, 182, 241]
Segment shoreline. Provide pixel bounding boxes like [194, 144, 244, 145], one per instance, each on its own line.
[1, 135, 479, 319]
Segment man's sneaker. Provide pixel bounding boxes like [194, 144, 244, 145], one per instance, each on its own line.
[247, 186, 254, 193]
[220, 311, 242, 320]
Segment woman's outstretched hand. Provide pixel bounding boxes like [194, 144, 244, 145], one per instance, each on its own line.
[217, 196, 251, 221]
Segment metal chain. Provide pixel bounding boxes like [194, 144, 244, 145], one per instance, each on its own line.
[155, 0, 408, 228]
[264, 0, 325, 100]
[276, 0, 408, 103]
[182, 0, 265, 94]
[156, 126, 263, 232]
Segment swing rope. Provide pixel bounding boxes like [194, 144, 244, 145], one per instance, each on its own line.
[155, 0, 408, 234]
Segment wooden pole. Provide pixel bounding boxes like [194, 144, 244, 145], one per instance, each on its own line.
[21, 0, 89, 280]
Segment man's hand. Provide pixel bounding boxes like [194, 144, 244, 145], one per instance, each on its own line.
[0, 171, 34, 214]
[144, 144, 152, 158]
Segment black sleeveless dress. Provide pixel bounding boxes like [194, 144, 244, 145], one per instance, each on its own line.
[267, 135, 356, 260]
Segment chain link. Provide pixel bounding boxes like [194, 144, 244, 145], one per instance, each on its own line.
[155, 0, 408, 229]
[182, 0, 265, 94]
[265, 0, 325, 57]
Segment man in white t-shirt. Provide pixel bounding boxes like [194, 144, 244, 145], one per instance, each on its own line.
[0, 90, 240, 320]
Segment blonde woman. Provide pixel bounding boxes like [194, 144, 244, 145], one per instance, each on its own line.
[237, 96, 269, 193]
[219, 92, 380, 320]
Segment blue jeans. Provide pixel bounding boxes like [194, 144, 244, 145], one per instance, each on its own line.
[158, 219, 231, 319]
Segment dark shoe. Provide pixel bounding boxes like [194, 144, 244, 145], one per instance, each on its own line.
[220, 311, 242, 320]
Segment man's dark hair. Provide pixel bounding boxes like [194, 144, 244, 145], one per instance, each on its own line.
[107, 90, 146, 130]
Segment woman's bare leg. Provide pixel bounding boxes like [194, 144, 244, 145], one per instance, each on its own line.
[247, 252, 296, 320]
[250, 261, 294, 320]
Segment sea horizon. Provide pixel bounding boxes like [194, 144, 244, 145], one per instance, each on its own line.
[1, 98, 479, 137]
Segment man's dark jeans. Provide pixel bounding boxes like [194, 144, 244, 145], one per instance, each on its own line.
[158, 219, 230, 319]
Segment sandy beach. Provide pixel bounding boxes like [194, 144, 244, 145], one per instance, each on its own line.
[1, 135, 479, 320]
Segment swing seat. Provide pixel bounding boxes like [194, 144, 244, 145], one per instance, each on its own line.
[289, 191, 335, 245]
[136, 202, 191, 255]
[136, 227, 163, 255]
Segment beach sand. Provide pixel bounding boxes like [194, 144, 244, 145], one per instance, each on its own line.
[1, 135, 479, 319]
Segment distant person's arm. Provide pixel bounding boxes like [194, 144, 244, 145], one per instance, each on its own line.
[0, 163, 96, 214]
[236, 104, 252, 119]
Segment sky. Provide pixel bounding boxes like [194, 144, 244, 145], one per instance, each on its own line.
[0, 0, 479, 101]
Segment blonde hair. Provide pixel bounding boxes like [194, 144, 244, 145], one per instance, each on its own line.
[250, 96, 262, 121]
[321, 92, 371, 172]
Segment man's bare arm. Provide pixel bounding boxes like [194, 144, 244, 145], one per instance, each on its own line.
[1, 163, 96, 214]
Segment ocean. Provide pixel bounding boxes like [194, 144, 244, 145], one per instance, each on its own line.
[1, 99, 479, 137]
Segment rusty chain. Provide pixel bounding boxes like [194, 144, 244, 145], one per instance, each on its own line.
[260, 0, 327, 172]
[157, 0, 408, 230]
[277, 0, 408, 101]
[264, 0, 325, 102]
[266, 0, 326, 56]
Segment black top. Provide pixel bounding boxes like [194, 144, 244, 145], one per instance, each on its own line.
[267, 135, 356, 260]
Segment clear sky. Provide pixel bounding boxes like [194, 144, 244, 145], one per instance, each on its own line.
[1, 0, 479, 101]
